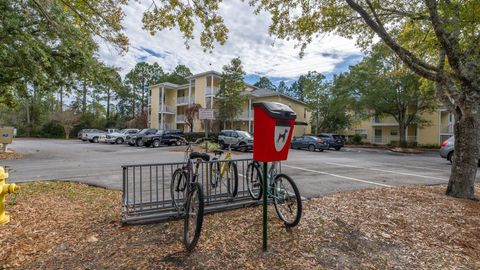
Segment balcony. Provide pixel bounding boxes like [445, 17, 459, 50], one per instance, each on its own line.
[440, 123, 453, 134]
[235, 110, 254, 120]
[372, 117, 399, 126]
[176, 96, 189, 105]
[205, 86, 219, 96]
[159, 104, 176, 114]
[176, 114, 186, 123]
[159, 122, 176, 130]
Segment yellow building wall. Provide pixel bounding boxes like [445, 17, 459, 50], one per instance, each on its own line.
[254, 96, 311, 136]
[150, 87, 160, 129]
[418, 111, 440, 144]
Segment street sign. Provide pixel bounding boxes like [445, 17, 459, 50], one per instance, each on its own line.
[199, 108, 215, 120]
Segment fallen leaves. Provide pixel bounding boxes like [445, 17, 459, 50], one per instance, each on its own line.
[0, 182, 479, 269]
[0, 150, 25, 160]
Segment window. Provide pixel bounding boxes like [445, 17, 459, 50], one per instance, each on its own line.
[390, 129, 398, 136]
[355, 129, 368, 139]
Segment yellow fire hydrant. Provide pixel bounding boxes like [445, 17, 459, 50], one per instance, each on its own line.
[0, 166, 19, 224]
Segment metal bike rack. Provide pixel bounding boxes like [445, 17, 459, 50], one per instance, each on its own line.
[121, 158, 265, 224]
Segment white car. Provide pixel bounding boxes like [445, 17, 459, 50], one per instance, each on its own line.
[100, 129, 139, 144]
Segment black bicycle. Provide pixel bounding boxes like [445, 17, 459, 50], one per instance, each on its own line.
[171, 140, 210, 251]
[246, 161, 302, 227]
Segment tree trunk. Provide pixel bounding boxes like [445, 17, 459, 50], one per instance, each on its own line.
[398, 122, 407, 147]
[64, 127, 71, 140]
[82, 80, 87, 113]
[25, 101, 31, 137]
[106, 89, 111, 120]
[59, 86, 63, 112]
[132, 87, 136, 118]
[447, 104, 479, 199]
[141, 81, 145, 114]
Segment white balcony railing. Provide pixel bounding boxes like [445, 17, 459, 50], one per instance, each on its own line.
[440, 123, 453, 134]
[176, 96, 189, 105]
[235, 110, 254, 120]
[159, 104, 176, 114]
[176, 114, 186, 123]
[205, 86, 219, 96]
[159, 122, 176, 130]
[372, 135, 417, 145]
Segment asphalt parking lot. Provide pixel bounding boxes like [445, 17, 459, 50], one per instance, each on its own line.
[4, 138, 480, 198]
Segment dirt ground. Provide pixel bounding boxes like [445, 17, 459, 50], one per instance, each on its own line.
[0, 150, 24, 160]
[1, 181, 479, 269]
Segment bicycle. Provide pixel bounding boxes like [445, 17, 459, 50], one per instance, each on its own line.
[209, 146, 238, 197]
[171, 139, 210, 251]
[246, 161, 302, 227]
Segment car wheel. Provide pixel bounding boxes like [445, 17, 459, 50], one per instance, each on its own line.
[115, 138, 124, 144]
[447, 151, 454, 164]
[239, 143, 247, 152]
[308, 144, 315, 152]
[93, 137, 99, 143]
[136, 139, 144, 147]
[153, 140, 161, 148]
[319, 148, 324, 152]
[88, 139, 94, 143]
[334, 146, 341, 151]
[176, 140, 182, 146]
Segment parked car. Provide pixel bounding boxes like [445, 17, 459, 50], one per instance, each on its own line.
[84, 129, 109, 143]
[128, 128, 158, 146]
[101, 129, 139, 144]
[142, 129, 185, 147]
[81, 129, 103, 142]
[318, 133, 344, 150]
[218, 130, 253, 152]
[290, 136, 329, 152]
[439, 136, 480, 166]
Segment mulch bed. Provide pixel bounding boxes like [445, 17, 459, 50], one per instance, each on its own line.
[0, 150, 25, 160]
[1, 182, 479, 269]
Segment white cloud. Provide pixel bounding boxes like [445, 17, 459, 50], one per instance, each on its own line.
[97, 0, 363, 80]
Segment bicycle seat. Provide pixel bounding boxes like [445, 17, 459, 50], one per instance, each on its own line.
[213, 150, 224, 155]
[189, 152, 210, 161]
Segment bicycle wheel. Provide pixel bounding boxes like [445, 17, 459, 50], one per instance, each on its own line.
[184, 182, 204, 252]
[246, 162, 262, 200]
[171, 168, 187, 211]
[210, 157, 220, 188]
[273, 173, 302, 227]
[226, 161, 238, 197]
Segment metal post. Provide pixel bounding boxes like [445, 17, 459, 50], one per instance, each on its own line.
[262, 161, 268, 251]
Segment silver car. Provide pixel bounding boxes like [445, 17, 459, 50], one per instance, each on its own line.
[439, 136, 480, 165]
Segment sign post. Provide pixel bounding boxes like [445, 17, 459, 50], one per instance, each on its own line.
[252, 102, 297, 252]
[198, 109, 215, 139]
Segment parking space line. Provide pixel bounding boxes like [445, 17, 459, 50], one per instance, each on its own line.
[322, 162, 448, 181]
[283, 165, 392, 187]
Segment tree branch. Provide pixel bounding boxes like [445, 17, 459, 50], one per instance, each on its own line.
[345, 0, 439, 81]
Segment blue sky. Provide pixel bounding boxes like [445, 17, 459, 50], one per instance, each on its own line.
[98, 1, 364, 86]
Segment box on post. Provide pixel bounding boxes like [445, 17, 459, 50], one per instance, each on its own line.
[252, 102, 296, 162]
[0, 127, 14, 152]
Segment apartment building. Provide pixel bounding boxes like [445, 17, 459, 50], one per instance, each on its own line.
[148, 71, 311, 136]
[349, 109, 454, 145]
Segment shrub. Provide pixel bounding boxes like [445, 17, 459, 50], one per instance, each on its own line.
[351, 134, 362, 145]
[184, 132, 219, 143]
[199, 141, 220, 152]
[39, 121, 65, 138]
[419, 143, 441, 149]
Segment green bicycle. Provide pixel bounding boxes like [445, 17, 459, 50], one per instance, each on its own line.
[246, 161, 302, 227]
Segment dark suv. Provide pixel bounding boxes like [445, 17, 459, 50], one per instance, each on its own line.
[143, 129, 185, 147]
[128, 128, 158, 146]
[318, 133, 344, 150]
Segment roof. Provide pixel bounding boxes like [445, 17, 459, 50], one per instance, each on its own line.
[148, 82, 190, 90]
[244, 88, 307, 105]
[185, 70, 222, 80]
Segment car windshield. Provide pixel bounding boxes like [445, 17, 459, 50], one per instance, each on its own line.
[309, 136, 321, 140]
[333, 135, 342, 139]
[138, 129, 149, 134]
[237, 131, 252, 138]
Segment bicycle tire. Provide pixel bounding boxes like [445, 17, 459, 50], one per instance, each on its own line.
[210, 157, 220, 188]
[273, 173, 302, 227]
[183, 182, 204, 252]
[246, 162, 263, 200]
[227, 161, 238, 197]
[171, 168, 187, 211]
